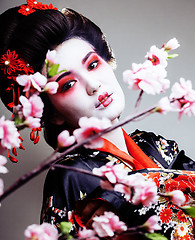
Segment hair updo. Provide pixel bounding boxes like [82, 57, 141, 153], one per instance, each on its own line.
[0, 5, 115, 148]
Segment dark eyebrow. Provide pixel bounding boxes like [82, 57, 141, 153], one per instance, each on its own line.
[55, 51, 95, 82]
[82, 51, 95, 64]
[56, 71, 71, 82]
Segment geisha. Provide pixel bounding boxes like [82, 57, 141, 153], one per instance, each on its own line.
[0, 2, 194, 239]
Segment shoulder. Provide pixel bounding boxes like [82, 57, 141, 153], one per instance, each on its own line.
[130, 129, 195, 170]
[130, 129, 179, 167]
[130, 129, 179, 152]
[43, 149, 111, 196]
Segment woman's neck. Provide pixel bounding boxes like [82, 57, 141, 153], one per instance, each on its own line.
[102, 119, 129, 154]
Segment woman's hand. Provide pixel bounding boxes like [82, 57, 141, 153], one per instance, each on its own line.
[75, 198, 118, 228]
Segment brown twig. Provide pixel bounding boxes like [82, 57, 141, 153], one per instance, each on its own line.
[134, 90, 144, 110]
[0, 104, 157, 202]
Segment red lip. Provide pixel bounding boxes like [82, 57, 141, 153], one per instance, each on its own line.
[98, 92, 109, 102]
[96, 92, 113, 108]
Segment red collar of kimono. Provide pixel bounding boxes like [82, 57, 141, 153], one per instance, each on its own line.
[96, 129, 159, 170]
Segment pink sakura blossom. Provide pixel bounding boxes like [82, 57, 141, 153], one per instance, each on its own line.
[115, 173, 158, 205]
[114, 183, 132, 201]
[170, 78, 195, 101]
[73, 117, 111, 149]
[173, 100, 195, 119]
[167, 190, 186, 207]
[92, 211, 127, 238]
[19, 95, 44, 118]
[46, 49, 59, 65]
[0, 155, 8, 174]
[94, 163, 158, 206]
[78, 227, 98, 240]
[24, 222, 58, 240]
[93, 162, 128, 184]
[16, 72, 47, 92]
[114, 173, 146, 201]
[24, 116, 41, 128]
[43, 82, 59, 94]
[164, 38, 180, 50]
[57, 130, 76, 148]
[157, 78, 195, 118]
[157, 96, 172, 114]
[122, 172, 146, 187]
[0, 178, 4, 196]
[123, 60, 170, 95]
[131, 179, 158, 207]
[123, 61, 152, 91]
[142, 215, 161, 233]
[169, 78, 195, 119]
[0, 116, 21, 149]
[146, 45, 168, 67]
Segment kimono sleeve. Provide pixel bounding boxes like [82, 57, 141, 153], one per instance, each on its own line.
[40, 154, 126, 229]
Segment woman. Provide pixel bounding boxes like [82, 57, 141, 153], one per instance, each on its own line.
[0, 2, 194, 239]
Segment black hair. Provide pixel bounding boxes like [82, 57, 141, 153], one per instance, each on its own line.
[0, 6, 115, 149]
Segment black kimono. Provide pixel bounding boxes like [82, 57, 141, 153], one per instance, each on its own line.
[41, 130, 195, 239]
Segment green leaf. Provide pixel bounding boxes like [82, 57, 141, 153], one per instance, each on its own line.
[181, 206, 195, 217]
[14, 116, 23, 125]
[145, 233, 168, 240]
[167, 53, 179, 59]
[59, 221, 72, 235]
[58, 69, 68, 74]
[47, 64, 60, 78]
[67, 235, 73, 240]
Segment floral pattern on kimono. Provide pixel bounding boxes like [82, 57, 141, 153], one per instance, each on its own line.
[41, 130, 195, 238]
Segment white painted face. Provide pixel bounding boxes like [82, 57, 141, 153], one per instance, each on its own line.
[48, 38, 125, 128]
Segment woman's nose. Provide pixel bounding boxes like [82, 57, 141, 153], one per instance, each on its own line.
[85, 77, 101, 95]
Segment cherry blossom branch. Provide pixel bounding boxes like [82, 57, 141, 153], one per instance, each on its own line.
[0, 150, 57, 201]
[1, 90, 188, 202]
[0, 104, 157, 202]
[134, 89, 144, 110]
[52, 164, 106, 179]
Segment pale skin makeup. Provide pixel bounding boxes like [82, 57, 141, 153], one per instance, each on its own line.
[47, 38, 128, 153]
[46, 38, 129, 223]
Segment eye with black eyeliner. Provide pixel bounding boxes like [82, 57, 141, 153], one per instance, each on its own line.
[88, 60, 99, 71]
[61, 80, 76, 92]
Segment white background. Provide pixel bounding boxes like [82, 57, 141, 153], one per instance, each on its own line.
[0, 0, 195, 239]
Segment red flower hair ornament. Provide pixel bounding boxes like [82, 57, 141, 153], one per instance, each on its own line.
[0, 49, 34, 110]
[0, 50, 34, 81]
[0, 1, 59, 162]
[18, 0, 58, 16]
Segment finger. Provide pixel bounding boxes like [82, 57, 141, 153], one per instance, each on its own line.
[80, 199, 103, 223]
[85, 201, 117, 228]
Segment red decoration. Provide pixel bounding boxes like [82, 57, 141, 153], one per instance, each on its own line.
[160, 208, 173, 224]
[177, 210, 187, 223]
[42, 4, 58, 10]
[30, 127, 42, 144]
[18, 1, 58, 16]
[8, 149, 18, 163]
[0, 50, 22, 77]
[0, 49, 34, 110]
[0, 50, 34, 80]
[18, 5, 36, 16]
[27, 0, 43, 9]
